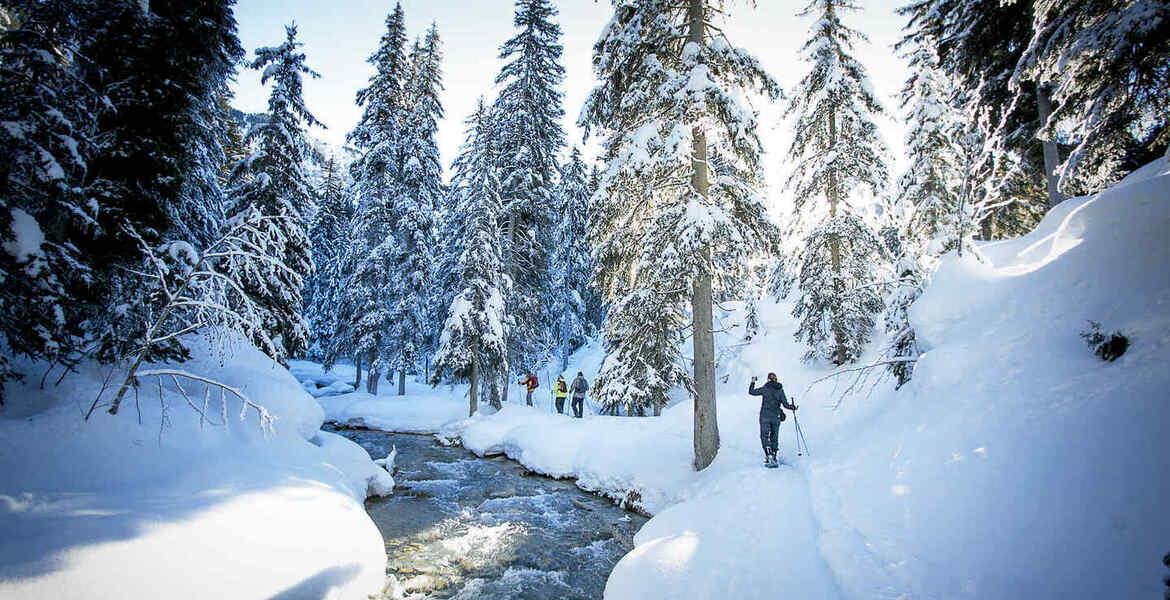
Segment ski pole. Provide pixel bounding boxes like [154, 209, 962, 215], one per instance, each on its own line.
[794, 412, 810, 456]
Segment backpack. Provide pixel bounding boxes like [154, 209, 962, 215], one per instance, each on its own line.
[558, 380, 567, 393]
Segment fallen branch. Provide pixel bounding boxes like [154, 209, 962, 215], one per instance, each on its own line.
[803, 357, 919, 410]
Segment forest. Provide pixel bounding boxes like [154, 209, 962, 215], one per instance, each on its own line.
[1, 1, 1167, 599]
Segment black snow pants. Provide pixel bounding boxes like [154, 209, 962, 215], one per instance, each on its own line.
[571, 396, 584, 418]
[760, 419, 780, 455]
[555, 396, 566, 414]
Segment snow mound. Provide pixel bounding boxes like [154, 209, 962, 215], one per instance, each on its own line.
[0, 340, 392, 599]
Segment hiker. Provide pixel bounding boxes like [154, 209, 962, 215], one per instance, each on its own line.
[554, 375, 569, 414]
[518, 372, 539, 407]
[749, 372, 797, 468]
[570, 371, 588, 418]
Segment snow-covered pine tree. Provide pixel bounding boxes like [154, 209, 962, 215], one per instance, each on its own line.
[305, 155, 353, 359]
[894, 39, 962, 258]
[1014, 0, 1170, 194]
[385, 25, 444, 395]
[331, 4, 410, 393]
[491, 0, 567, 380]
[785, 0, 891, 366]
[0, 0, 245, 395]
[161, 4, 246, 252]
[901, 0, 1055, 216]
[226, 24, 321, 364]
[550, 147, 597, 371]
[581, 0, 780, 467]
[0, 1, 94, 393]
[432, 99, 511, 417]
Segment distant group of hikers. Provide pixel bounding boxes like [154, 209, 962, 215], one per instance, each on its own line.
[517, 369, 800, 468]
[517, 371, 589, 418]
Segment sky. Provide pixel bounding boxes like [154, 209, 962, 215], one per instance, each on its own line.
[232, 0, 914, 202]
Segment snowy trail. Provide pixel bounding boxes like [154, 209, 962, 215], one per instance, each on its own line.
[605, 459, 844, 599]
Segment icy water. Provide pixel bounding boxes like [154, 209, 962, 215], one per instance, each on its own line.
[325, 425, 648, 600]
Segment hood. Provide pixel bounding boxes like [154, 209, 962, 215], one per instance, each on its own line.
[765, 381, 782, 389]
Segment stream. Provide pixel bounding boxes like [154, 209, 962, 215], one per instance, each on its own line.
[324, 425, 648, 599]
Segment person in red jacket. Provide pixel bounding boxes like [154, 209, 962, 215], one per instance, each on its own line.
[518, 372, 539, 406]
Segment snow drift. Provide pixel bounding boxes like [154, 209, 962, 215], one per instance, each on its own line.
[0, 340, 394, 600]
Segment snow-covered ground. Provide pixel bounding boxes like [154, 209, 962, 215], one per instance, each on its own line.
[312, 158, 1170, 599]
[0, 340, 395, 600]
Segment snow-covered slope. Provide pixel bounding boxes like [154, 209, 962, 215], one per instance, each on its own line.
[0, 340, 394, 600]
[282, 158, 1168, 599]
[607, 158, 1170, 599]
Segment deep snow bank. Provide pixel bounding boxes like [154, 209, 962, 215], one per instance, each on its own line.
[0, 341, 394, 599]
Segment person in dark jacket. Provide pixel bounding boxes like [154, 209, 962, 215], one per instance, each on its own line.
[749, 372, 797, 468]
[570, 372, 589, 418]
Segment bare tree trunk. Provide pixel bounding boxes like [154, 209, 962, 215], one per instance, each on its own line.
[469, 352, 479, 417]
[397, 366, 406, 396]
[367, 351, 379, 395]
[826, 105, 849, 366]
[981, 213, 994, 241]
[688, 0, 719, 472]
[490, 378, 502, 410]
[1036, 84, 1065, 209]
[353, 355, 362, 389]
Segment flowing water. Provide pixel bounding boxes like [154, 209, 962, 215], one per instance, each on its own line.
[325, 425, 647, 599]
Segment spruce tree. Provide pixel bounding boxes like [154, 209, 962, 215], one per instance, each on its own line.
[0, 1, 93, 391]
[332, 4, 410, 393]
[226, 24, 321, 364]
[0, 0, 245, 395]
[901, 0, 1056, 213]
[305, 155, 352, 359]
[1015, 0, 1170, 193]
[492, 0, 567, 380]
[385, 25, 444, 395]
[551, 147, 597, 371]
[785, 0, 890, 366]
[581, 0, 780, 467]
[894, 37, 963, 258]
[432, 99, 511, 416]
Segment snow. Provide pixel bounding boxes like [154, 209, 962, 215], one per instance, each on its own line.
[319, 159, 1170, 599]
[0, 340, 392, 600]
[2, 208, 46, 262]
[292, 360, 469, 433]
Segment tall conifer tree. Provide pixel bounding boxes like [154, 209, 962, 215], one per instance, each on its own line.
[492, 0, 567, 380]
[784, 0, 890, 366]
[227, 24, 321, 363]
[433, 99, 510, 416]
[582, 0, 780, 467]
[332, 4, 410, 393]
[385, 25, 444, 394]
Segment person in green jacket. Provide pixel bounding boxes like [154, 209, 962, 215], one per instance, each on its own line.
[553, 375, 569, 414]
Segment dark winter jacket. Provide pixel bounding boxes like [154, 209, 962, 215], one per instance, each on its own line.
[571, 376, 589, 399]
[749, 380, 794, 422]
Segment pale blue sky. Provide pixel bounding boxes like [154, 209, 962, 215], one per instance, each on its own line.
[232, 0, 913, 199]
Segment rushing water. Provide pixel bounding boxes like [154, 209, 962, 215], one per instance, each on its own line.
[325, 426, 647, 600]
